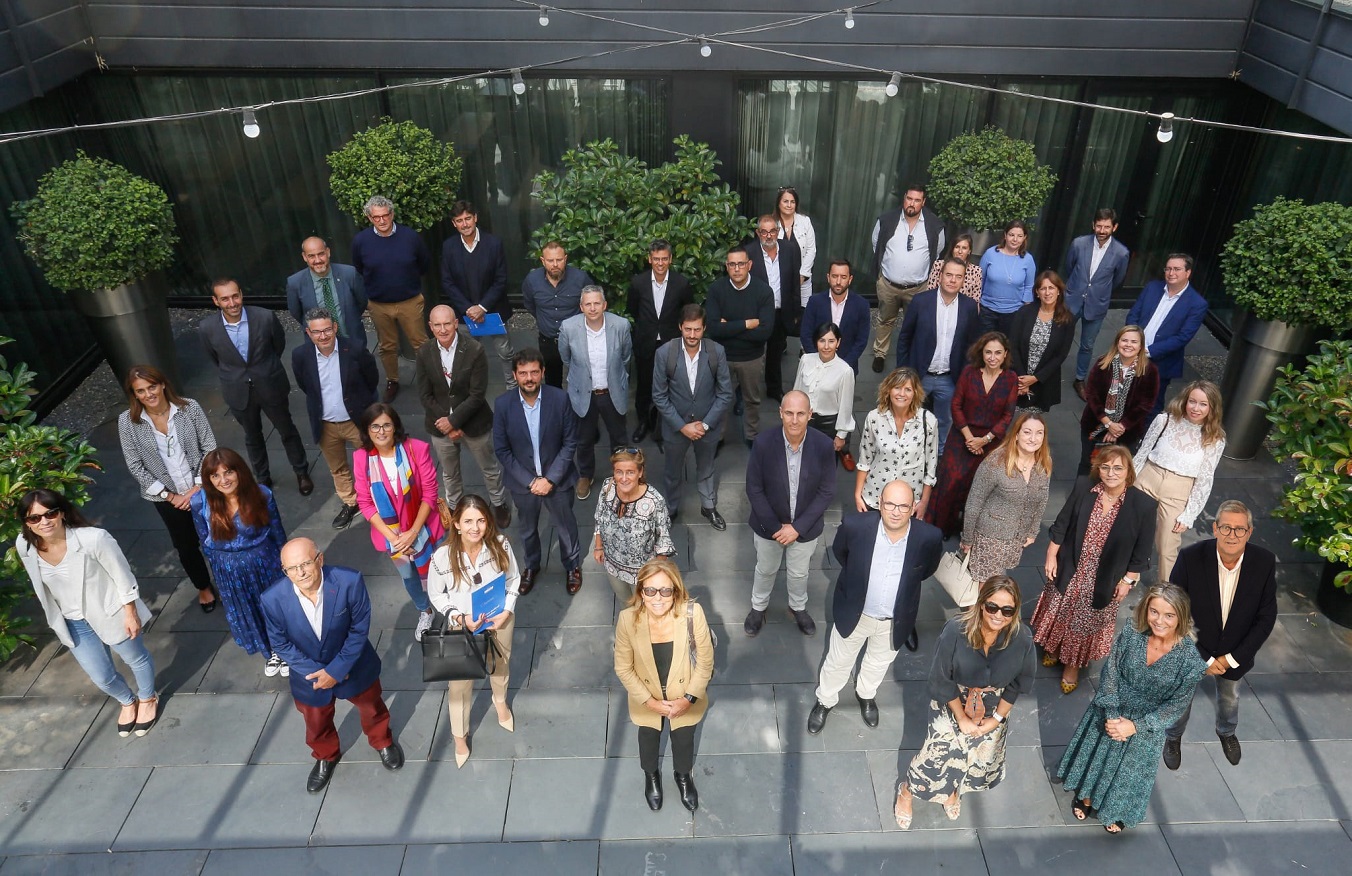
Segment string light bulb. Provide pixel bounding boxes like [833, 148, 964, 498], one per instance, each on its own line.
[1156, 112, 1175, 143]
[885, 73, 901, 98]
[242, 108, 260, 139]
[511, 69, 527, 95]
[699, 37, 712, 58]
[538, 6, 549, 26]
[845, 9, 855, 29]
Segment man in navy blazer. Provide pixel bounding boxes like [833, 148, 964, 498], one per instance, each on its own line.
[744, 391, 836, 638]
[1164, 501, 1277, 771]
[286, 236, 368, 345]
[895, 259, 981, 448]
[807, 480, 943, 734]
[1063, 209, 1131, 398]
[261, 538, 402, 793]
[492, 348, 583, 595]
[628, 240, 695, 442]
[800, 259, 870, 373]
[747, 214, 803, 401]
[558, 286, 632, 500]
[291, 307, 380, 528]
[440, 201, 515, 386]
[1126, 252, 1209, 416]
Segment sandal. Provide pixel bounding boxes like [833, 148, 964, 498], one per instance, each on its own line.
[943, 795, 962, 821]
[1071, 799, 1093, 821]
[1060, 680, 1079, 695]
[1041, 652, 1058, 668]
[893, 785, 913, 830]
[133, 695, 160, 737]
[117, 701, 138, 737]
[1104, 821, 1125, 834]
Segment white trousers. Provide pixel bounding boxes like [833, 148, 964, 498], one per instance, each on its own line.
[814, 614, 899, 707]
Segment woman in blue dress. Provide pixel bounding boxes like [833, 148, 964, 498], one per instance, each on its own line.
[191, 447, 289, 677]
[1056, 583, 1207, 833]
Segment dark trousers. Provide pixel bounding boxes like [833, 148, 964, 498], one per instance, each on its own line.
[230, 385, 308, 484]
[808, 413, 839, 439]
[978, 308, 1019, 338]
[513, 486, 581, 573]
[765, 308, 790, 399]
[539, 334, 564, 388]
[638, 723, 696, 773]
[634, 339, 660, 427]
[662, 426, 719, 513]
[576, 391, 629, 478]
[152, 500, 213, 592]
[294, 678, 392, 762]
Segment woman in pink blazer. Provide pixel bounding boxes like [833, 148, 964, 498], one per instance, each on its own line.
[354, 403, 446, 642]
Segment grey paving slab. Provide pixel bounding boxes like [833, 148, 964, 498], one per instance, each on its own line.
[20, 628, 204, 699]
[374, 625, 535, 691]
[173, 631, 282, 695]
[527, 625, 619, 688]
[693, 751, 880, 837]
[199, 845, 405, 876]
[251, 686, 442, 764]
[70, 692, 277, 767]
[0, 850, 209, 876]
[979, 824, 1180, 874]
[514, 573, 619, 629]
[1216, 739, 1352, 820]
[791, 830, 988, 876]
[1160, 820, 1352, 875]
[775, 680, 924, 751]
[1144, 741, 1246, 824]
[0, 636, 58, 698]
[1174, 676, 1285, 743]
[1026, 675, 1100, 747]
[405, 841, 599, 875]
[504, 757, 692, 841]
[0, 696, 102, 770]
[711, 622, 827, 685]
[0, 767, 151, 855]
[1278, 613, 1352, 672]
[436, 687, 609, 760]
[1245, 672, 1352, 741]
[113, 763, 323, 851]
[867, 745, 1063, 830]
[312, 760, 511, 844]
[151, 583, 235, 633]
[1274, 564, 1323, 614]
[358, 575, 427, 631]
[599, 836, 790, 876]
[1246, 617, 1318, 674]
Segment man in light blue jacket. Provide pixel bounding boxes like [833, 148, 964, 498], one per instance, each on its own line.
[558, 285, 633, 501]
[1062, 208, 1130, 400]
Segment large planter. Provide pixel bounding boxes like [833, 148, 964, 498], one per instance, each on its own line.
[69, 276, 179, 388]
[967, 229, 1001, 261]
[1219, 310, 1321, 460]
[1316, 561, 1352, 630]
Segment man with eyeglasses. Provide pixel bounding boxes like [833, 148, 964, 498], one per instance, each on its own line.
[808, 480, 943, 734]
[351, 195, 431, 404]
[705, 244, 775, 448]
[286, 236, 368, 345]
[870, 185, 945, 373]
[1125, 252, 1209, 417]
[261, 537, 402, 794]
[1163, 500, 1277, 771]
[746, 213, 802, 403]
[292, 307, 379, 529]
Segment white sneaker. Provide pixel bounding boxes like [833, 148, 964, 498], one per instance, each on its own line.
[415, 609, 435, 642]
[279, 661, 290, 678]
[264, 653, 282, 677]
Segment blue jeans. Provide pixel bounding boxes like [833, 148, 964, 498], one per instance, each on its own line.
[1168, 674, 1241, 739]
[65, 618, 156, 704]
[921, 373, 956, 450]
[390, 556, 431, 613]
[1073, 312, 1106, 381]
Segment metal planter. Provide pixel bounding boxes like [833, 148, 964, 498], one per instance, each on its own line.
[68, 275, 179, 389]
[1218, 310, 1322, 460]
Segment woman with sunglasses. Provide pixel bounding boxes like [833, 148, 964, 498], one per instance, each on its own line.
[427, 494, 521, 768]
[894, 575, 1035, 828]
[118, 364, 218, 613]
[614, 557, 714, 813]
[775, 186, 816, 307]
[593, 448, 676, 602]
[16, 490, 159, 736]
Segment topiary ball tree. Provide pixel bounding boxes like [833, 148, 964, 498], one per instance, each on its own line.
[926, 126, 1058, 232]
[327, 117, 464, 232]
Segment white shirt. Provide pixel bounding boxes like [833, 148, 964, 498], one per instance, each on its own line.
[153, 403, 198, 493]
[1089, 237, 1112, 278]
[1214, 550, 1245, 669]
[315, 346, 348, 423]
[875, 212, 934, 286]
[427, 536, 523, 617]
[684, 345, 702, 394]
[793, 353, 856, 436]
[38, 553, 83, 620]
[1143, 285, 1189, 347]
[293, 578, 325, 640]
[585, 322, 608, 391]
[927, 293, 960, 374]
[437, 334, 458, 414]
[651, 271, 669, 331]
[1134, 415, 1226, 527]
[830, 293, 848, 328]
[863, 522, 911, 619]
[460, 229, 480, 253]
[763, 246, 782, 307]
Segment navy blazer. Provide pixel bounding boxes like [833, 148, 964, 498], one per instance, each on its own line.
[895, 288, 981, 374]
[1062, 234, 1130, 322]
[1125, 281, 1209, 381]
[830, 511, 944, 650]
[1170, 540, 1277, 680]
[291, 337, 380, 443]
[746, 427, 837, 543]
[260, 565, 382, 708]
[285, 264, 367, 342]
[746, 238, 802, 329]
[492, 384, 579, 494]
[199, 306, 293, 410]
[800, 291, 871, 373]
[440, 231, 511, 320]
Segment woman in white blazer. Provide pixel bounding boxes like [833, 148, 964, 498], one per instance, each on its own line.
[775, 186, 817, 307]
[16, 489, 159, 737]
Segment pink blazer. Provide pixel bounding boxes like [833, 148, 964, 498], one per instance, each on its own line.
[354, 437, 445, 553]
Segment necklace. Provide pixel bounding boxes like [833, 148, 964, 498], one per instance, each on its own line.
[1001, 251, 1020, 287]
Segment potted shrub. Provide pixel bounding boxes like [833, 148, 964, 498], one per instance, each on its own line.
[10, 151, 180, 385]
[531, 135, 755, 312]
[1218, 197, 1352, 459]
[327, 118, 464, 232]
[1259, 339, 1352, 627]
[925, 126, 1058, 252]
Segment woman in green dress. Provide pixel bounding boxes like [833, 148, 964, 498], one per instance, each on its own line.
[1056, 583, 1207, 833]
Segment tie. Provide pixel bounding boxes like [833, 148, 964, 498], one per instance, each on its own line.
[319, 277, 344, 336]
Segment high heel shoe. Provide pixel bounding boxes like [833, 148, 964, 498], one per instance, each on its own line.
[497, 708, 515, 733]
[943, 795, 962, 820]
[893, 785, 913, 830]
[133, 695, 160, 737]
[454, 737, 470, 768]
[1041, 652, 1058, 668]
[117, 701, 138, 737]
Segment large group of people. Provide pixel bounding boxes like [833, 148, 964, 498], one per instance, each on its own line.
[16, 188, 1284, 833]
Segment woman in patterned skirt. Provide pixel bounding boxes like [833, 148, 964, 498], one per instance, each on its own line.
[893, 575, 1036, 828]
[1032, 444, 1157, 694]
[1057, 583, 1206, 833]
[593, 448, 677, 602]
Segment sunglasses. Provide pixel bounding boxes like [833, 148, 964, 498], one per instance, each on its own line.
[24, 508, 61, 525]
[641, 587, 675, 598]
[983, 601, 1017, 618]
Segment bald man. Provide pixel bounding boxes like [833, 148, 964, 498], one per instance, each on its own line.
[286, 236, 368, 343]
[260, 538, 402, 793]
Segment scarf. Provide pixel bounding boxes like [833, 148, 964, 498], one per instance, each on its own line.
[1099, 355, 1137, 431]
[368, 443, 436, 575]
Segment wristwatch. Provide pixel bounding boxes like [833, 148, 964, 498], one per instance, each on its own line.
[700, 421, 710, 432]
[158, 490, 171, 500]
[992, 712, 1006, 724]
[684, 694, 698, 704]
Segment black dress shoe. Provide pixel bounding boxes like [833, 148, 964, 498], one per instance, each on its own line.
[744, 608, 766, 637]
[382, 380, 400, 403]
[734, 398, 744, 416]
[1218, 733, 1242, 765]
[493, 503, 512, 529]
[1163, 736, 1181, 770]
[857, 695, 879, 728]
[905, 628, 919, 652]
[644, 770, 663, 811]
[632, 421, 651, 443]
[518, 568, 538, 596]
[258, 477, 274, 489]
[307, 756, 339, 793]
[199, 589, 218, 614]
[700, 507, 726, 531]
[673, 771, 699, 812]
[807, 702, 832, 735]
[297, 470, 315, 496]
[790, 608, 816, 636]
[379, 741, 404, 771]
[872, 356, 885, 373]
[332, 504, 359, 529]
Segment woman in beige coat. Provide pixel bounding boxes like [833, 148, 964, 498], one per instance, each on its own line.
[614, 557, 714, 813]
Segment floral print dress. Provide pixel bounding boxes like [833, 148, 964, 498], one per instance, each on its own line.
[1031, 484, 1123, 667]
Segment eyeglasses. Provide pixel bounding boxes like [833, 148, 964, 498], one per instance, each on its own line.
[880, 501, 912, 513]
[308, 326, 336, 337]
[369, 423, 395, 432]
[24, 508, 60, 525]
[283, 554, 321, 576]
[725, 260, 750, 269]
[368, 211, 393, 221]
[983, 601, 1017, 618]
[1217, 524, 1251, 537]
[757, 228, 778, 237]
[641, 586, 675, 597]
[1098, 464, 1128, 474]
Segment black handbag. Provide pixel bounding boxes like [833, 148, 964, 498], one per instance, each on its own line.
[420, 613, 502, 682]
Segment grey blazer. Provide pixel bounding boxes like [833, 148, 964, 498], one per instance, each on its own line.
[651, 338, 734, 435]
[558, 312, 633, 417]
[198, 306, 293, 410]
[285, 263, 368, 342]
[1062, 234, 1130, 322]
[118, 399, 218, 500]
[17, 527, 152, 649]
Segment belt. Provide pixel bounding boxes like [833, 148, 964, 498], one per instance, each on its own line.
[863, 612, 892, 621]
[592, 388, 610, 396]
[882, 276, 925, 289]
[926, 370, 949, 377]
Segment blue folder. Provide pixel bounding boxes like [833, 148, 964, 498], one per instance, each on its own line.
[471, 572, 507, 629]
[465, 312, 507, 337]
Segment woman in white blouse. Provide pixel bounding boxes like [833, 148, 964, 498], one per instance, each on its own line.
[794, 322, 857, 468]
[855, 368, 939, 517]
[427, 494, 521, 768]
[1133, 380, 1227, 581]
[775, 186, 817, 307]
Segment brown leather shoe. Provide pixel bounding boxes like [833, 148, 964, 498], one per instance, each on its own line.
[1073, 379, 1086, 401]
[839, 450, 857, 472]
[382, 380, 400, 403]
[518, 568, 538, 596]
[566, 568, 583, 595]
[493, 503, 512, 529]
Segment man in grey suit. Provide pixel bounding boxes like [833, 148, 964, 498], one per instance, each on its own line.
[200, 278, 313, 495]
[652, 304, 734, 530]
[1062, 208, 1131, 400]
[286, 236, 368, 344]
[558, 286, 633, 501]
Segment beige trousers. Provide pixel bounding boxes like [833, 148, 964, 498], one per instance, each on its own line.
[368, 296, 428, 381]
[1135, 461, 1195, 583]
[814, 614, 899, 707]
[319, 419, 363, 506]
[871, 277, 928, 359]
[447, 613, 515, 738]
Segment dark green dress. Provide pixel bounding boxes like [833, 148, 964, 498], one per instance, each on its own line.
[1056, 627, 1206, 828]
